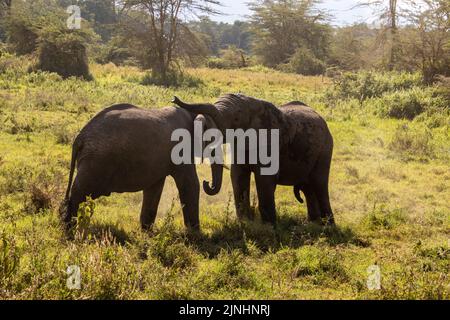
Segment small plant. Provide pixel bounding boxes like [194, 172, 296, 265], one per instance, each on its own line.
[54, 123, 76, 145]
[75, 197, 95, 239]
[363, 205, 407, 230]
[388, 124, 435, 160]
[25, 183, 52, 214]
[149, 205, 197, 270]
[0, 233, 20, 286]
[294, 247, 348, 283]
[204, 249, 257, 291]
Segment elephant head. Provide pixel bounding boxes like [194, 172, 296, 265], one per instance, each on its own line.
[173, 94, 286, 195]
[173, 94, 285, 132]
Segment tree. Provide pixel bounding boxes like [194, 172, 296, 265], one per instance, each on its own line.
[117, 0, 220, 83]
[356, 0, 411, 70]
[403, 0, 449, 82]
[249, 0, 330, 69]
[329, 24, 377, 71]
[0, 0, 13, 41]
[188, 17, 253, 55]
[58, 0, 117, 41]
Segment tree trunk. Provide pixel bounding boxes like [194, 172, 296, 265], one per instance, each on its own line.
[388, 0, 399, 70]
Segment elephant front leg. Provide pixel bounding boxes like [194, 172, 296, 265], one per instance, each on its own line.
[254, 172, 277, 226]
[173, 166, 200, 231]
[231, 165, 253, 221]
[140, 178, 165, 231]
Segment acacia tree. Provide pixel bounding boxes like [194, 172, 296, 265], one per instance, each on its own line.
[118, 0, 220, 83]
[356, 0, 412, 70]
[249, 0, 330, 69]
[0, 0, 13, 40]
[404, 0, 449, 82]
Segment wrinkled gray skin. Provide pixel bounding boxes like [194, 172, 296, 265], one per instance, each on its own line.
[62, 104, 207, 232]
[173, 94, 335, 226]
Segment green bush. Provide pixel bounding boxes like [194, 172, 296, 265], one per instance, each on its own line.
[375, 88, 423, 120]
[206, 46, 249, 69]
[142, 68, 203, 88]
[206, 57, 228, 69]
[36, 31, 92, 80]
[281, 47, 326, 76]
[94, 37, 134, 66]
[4, 2, 96, 80]
[4, 13, 38, 55]
[328, 71, 423, 101]
[372, 87, 447, 120]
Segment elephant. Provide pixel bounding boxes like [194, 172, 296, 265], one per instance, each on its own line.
[172, 94, 335, 226]
[61, 103, 216, 233]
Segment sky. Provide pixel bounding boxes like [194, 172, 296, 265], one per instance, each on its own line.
[210, 0, 375, 26]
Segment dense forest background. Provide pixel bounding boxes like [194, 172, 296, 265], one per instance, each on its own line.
[0, 0, 448, 85]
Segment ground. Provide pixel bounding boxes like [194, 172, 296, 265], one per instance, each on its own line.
[0, 63, 448, 299]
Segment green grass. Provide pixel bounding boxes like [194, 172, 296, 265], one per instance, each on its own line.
[0, 62, 449, 299]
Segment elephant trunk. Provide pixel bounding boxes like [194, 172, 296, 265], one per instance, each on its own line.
[203, 163, 223, 196]
[173, 96, 224, 196]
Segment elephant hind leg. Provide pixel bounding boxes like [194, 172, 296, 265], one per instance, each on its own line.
[311, 155, 335, 225]
[303, 184, 321, 223]
[314, 183, 335, 225]
[140, 178, 165, 231]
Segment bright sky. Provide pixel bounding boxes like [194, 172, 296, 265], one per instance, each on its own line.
[211, 0, 375, 26]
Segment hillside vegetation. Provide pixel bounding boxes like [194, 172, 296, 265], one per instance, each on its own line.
[0, 59, 449, 299]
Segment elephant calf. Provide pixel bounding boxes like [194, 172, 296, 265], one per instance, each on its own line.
[62, 104, 203, 232]
[173, 94, 335, 226]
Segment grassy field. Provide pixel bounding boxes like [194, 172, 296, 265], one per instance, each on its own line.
[0, 61, 449, 299]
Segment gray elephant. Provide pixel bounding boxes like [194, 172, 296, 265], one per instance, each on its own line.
[61, 103, 213, 232]
[172, 94, 335, 226]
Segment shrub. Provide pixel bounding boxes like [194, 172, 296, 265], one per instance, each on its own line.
[148, 210, 197, 270]
[281, 47, 326, 76]
[94, 37, 133, 66]
[374, 87, 447, 120]
[142, 68, 203, 88]
[206, 46, 248, 69]
[363, 205, 407, 230]
[25, 183, 52, 214]
[4, 13, 38, 55]
[36, 31, 92, 80]
[54, 123, 77, 145]
[375, 88, 425, 120]
[0, 233, 20, 287]
[201, 250, 257, 292]
[328, 71, 423, 102]
[388, 124, 435, 160]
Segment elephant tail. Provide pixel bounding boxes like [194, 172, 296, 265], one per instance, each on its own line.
[64, 137, 81, 201]
[294, 185, 304, 204]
